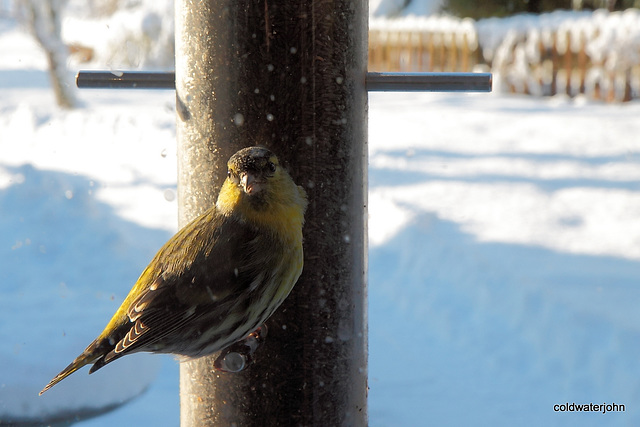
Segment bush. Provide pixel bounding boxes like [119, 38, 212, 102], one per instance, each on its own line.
[443, 0, 570, 19]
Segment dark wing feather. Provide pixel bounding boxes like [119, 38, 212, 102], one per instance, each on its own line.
[94, 213, 268, 368]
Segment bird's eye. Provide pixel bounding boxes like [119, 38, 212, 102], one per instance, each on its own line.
[267, 162, 276, 173]
[227, 170, 239, 183]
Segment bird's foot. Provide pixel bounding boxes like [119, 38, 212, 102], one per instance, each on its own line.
[213, 325, 268, 373]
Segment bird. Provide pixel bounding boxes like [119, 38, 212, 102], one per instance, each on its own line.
[40, 146, 307, 395]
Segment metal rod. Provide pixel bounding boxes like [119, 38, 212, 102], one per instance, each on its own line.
[76, 70, 492, 92]
[366, 72, 492, 92]
[76, 71, 175, 89]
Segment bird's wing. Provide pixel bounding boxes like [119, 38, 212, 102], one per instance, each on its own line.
[91, 214, 268, 371]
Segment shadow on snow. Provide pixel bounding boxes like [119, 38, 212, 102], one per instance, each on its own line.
[369, 211, 640, 427]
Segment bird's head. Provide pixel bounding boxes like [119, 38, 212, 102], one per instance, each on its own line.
[226, 146, 279, 198]
[217, 147, 307, 232]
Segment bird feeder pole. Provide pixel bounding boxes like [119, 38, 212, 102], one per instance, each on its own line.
[175, 0, 368, 425]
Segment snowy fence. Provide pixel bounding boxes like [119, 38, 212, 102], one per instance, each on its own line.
[369, 16, 480, 73]
[369, 9, 640, 102]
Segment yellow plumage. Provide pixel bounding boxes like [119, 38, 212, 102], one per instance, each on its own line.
[40, 146, 307, 395]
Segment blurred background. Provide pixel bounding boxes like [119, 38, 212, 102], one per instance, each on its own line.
[1, 0, 639, 425]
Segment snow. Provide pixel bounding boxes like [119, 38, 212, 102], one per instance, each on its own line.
[368, 92, 640, 426]
[370, 0, 444, 18]
[0, 19, 178, 426]
[62, 0, 174, 70]
[475, 9, 640, 98]
[2, 8, 640, 427]
[371, 9, 640, 100]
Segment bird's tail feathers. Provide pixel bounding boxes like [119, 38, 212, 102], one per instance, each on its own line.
[39, 341, 103, 395]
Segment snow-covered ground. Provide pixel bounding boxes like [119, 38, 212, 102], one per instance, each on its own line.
[2, 12, 640, 427]
[368, 92, 640, 427]
[0, 17, 179, 426]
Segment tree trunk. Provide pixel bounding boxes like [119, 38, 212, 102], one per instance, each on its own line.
[20, 0, 76, 109]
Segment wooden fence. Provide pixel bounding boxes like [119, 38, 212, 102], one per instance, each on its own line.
[369, 29, 481, 73]
[369, 11, 640, 102]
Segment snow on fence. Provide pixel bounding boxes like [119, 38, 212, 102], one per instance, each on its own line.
[369, 16, 480, 73]
[369, 9, 640, 102]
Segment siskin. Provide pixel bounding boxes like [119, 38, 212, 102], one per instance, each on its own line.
[40, 146, 307, 395]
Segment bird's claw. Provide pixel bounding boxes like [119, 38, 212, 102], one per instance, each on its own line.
[213, 325, 267, 373]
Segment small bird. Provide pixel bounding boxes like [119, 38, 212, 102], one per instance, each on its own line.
[40, 146, 307, 395]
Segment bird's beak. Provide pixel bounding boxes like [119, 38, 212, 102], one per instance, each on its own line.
[240, 172, 260, 194]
